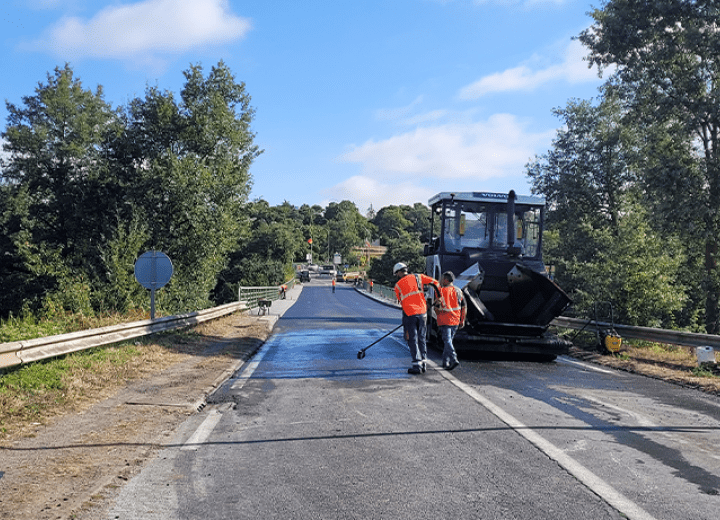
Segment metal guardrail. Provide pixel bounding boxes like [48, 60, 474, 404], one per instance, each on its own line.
[552, 317, 720, 351]
[0, 301, 246, 370]
[359, 281, 720, 353]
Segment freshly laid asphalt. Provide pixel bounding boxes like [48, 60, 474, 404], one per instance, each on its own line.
[104, 279, 626, 520]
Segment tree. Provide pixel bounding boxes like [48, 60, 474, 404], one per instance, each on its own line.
[366, 238, 425, 287]
[579, 0, 720, 331]
[527, 92, 686, 326]
[323, 201, 373, 263]
[212, 199, 305, 302]
[0, 62, 260, 318]
[0, 64, 121, 316]
[121, 62, 261, 313]
[370, 203, 431, 245]
[372, 206, 412, 245]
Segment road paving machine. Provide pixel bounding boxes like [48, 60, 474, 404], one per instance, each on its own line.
[424, 191, 572, 360]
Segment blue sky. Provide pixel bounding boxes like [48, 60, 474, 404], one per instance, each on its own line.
[1, 0, 607, 214]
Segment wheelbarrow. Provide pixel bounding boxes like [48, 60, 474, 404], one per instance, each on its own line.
[257, 299, 272, 316]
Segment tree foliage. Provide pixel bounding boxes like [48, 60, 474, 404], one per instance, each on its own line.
[366, 238, 425, 287]
[579, 0, 720, 331]
[1, 62, 260, 317]
[324, 201, 374, 264]
[527, 92, 686, 327]
[371, 203, 432, 245]
[1, 65, 122, 315]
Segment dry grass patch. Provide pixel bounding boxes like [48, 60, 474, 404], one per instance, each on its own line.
[0, 312, 270, 445]
[591, 341, 720, 395]
[0, 332, 204, 443]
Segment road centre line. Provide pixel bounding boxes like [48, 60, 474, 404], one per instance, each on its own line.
[434, 365, 658, 520]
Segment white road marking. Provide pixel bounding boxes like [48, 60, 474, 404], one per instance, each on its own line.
[181, 344, 275, 452]
[231, 341, 273, 389]
[434, 363, 658, 520]
[557, 356, 617, 374]
[182, 409, 223, 451]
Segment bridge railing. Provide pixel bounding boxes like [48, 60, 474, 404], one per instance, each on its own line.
[358, 280, 397, 303]
[238, 278, 297, 310]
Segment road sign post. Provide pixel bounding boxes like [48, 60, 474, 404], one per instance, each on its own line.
[134, 250, 173, 319]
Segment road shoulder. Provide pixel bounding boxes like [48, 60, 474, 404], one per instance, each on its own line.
[0, 287, 303, 520]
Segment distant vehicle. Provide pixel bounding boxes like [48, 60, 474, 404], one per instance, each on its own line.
[336, 271, 345, 282]
[342, 271, 361, 283]
[319, 265, 337, 277]
[298, 270, 310, 282]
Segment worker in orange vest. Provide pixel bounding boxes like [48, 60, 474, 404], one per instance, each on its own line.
[434, 271, 467, 370]
[393, 262, 442, 374]
[332, 278, 336, 293]
[279, 284, 287, 299]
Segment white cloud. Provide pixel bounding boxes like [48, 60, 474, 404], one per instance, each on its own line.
[340, 113, 552, 181]
[458, 39, 600, 99]
[322, 176, 435, 215]
[34, 0, 251, 59]
[333, 112, 553, 209]
[321, 175, 439, 215]
[374, 96, 424, 122]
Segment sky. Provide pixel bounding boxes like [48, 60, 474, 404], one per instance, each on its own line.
[1, 0, 608, 215]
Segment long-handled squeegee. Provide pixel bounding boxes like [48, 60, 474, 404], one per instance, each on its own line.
[357, 324, 403, 359]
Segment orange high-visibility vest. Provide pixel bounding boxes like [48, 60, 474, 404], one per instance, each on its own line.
[437, 285, 466, 327]
[395, 273, 437, 316]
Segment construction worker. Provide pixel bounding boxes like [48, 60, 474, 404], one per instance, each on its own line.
[332, 278, 336, 293]
[435, 271, 466, 370]
[279, 284, 287, 300]
[393, 262, 442, 375]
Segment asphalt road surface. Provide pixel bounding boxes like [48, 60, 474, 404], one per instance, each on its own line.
[104, 280, 720, 519]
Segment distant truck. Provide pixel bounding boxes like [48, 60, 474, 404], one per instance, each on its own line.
[341, 271, 361, 283]
[424, 191, 572, 360]
[318, 265, 337, 278]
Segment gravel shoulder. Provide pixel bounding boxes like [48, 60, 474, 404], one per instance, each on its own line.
[0, 311, 274, 520]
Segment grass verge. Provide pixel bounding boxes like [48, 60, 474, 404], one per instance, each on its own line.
[0, 309, 151, 343]
[0, 330, 204, 443]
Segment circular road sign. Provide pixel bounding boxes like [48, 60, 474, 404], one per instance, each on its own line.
[134, 250, 173, 289]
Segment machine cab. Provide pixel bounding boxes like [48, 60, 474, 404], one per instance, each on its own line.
[425, 191, 547, 277]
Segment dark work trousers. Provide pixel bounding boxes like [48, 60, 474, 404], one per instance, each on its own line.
[439, 325, 459, 366]
[403, 313, 427, 368]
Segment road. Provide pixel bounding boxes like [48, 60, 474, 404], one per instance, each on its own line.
[103, 279, 720, 520]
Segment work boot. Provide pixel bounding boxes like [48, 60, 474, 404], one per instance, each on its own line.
[446, 359, 459, 371]
[421, 362, 426, 373]
[408, 366, 422, 375]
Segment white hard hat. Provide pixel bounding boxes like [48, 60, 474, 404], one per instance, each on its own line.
[393, 262, 408, 274]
